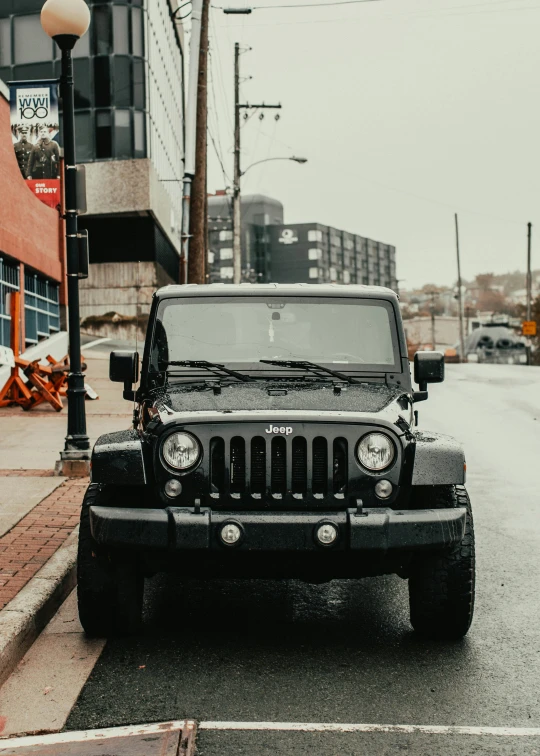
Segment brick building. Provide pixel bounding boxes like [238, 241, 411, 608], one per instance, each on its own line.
[0, 80, 64, 350]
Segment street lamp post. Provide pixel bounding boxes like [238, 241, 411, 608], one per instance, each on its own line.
[41, 0, 91, 475]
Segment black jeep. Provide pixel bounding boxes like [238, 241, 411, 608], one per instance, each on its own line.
[78, 284, 475, 639]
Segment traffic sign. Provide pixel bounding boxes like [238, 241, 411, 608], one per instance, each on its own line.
[522, 321, 537, 336]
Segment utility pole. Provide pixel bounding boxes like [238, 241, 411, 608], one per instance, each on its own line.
[455, 213, 466, 363]
[232, 43, 281, 284]
[427, 290, 437, 350]
[526, 222, 532, 322]
[233, 42, 241, 285]
[179, 0, 203, 284]
[188, 0, 210, 284]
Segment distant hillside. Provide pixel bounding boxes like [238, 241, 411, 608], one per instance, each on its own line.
[463, 269, 540, 294]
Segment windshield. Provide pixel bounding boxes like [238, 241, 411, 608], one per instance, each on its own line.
[150, 297, 399, 372]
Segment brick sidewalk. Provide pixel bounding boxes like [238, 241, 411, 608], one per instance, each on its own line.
[0, 477, 87, 609]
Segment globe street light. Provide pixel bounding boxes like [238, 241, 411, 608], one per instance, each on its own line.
[41, 0, 91, 475]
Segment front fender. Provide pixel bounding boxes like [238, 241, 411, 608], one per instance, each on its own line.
[91, 429, 147, 486]
[412, 431, 465, 485]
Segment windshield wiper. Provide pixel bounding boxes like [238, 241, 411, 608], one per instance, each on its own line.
[166, 360, 254, 382]
[260, 360, 359, 384]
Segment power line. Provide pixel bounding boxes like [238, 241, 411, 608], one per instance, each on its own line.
[214, 0, 379, 8]
[251, 0, 380, 7]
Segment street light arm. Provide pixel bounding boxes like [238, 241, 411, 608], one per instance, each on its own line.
[240, 156, 307, 177]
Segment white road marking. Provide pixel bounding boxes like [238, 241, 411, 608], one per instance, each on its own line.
[199, 721, 540, 737]
[82, 338, 111, 350]
[1, 720, 540, 749]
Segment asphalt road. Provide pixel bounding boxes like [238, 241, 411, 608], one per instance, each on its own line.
[63, 364, 540, 755]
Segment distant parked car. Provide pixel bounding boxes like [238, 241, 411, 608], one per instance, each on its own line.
[465, 326, 527, 364]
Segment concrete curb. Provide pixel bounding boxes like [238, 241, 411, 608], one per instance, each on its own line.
[0, 527, 79, 688]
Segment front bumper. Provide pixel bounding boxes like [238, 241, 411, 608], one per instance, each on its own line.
[89, 506, 467, 553]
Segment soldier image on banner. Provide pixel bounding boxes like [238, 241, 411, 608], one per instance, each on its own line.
[9, 80, 61, 208]
[27, 124, 60, 180]
[13, 124, 33, 179]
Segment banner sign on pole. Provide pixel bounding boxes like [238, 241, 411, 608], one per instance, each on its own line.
[9, 80, 61, 210]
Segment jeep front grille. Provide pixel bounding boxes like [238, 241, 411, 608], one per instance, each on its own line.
[209, 434, 348, 502]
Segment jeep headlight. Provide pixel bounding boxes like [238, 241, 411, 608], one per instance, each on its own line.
[357, 433, 395, 471]
[162, 432, 201, 470]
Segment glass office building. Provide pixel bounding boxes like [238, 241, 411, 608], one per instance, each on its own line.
[0, 0, 185, 323]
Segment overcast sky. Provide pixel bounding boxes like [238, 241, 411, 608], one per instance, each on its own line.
[205, 0, 540, 289]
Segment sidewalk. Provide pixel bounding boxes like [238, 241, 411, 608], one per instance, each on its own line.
[0, 476, 85, 610]
[0, 348, 132, 683]
[0, 350, 132, 471]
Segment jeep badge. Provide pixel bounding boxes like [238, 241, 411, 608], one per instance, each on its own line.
[265, 424, 293, 435]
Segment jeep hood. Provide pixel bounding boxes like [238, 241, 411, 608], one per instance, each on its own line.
[152, 382, 407, 416]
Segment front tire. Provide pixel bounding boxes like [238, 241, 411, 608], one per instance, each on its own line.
[77, 484, 143, 637]
[408, 485, 475, 640]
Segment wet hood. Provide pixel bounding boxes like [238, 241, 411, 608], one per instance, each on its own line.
[151, 381, 408, 416]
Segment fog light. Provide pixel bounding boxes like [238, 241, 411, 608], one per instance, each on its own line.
[316, 523, 338, 545]
[221, 523, 241, 545]
[375, 479, 393, 499]
[164, 479, 182, 498]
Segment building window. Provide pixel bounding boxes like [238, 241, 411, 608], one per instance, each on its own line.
[14, 15, 52, 65]
[114, 56, 132, 107]
[74, 59, 92, 108]
[220, 248, 233, 260]
[309, 267, 319, 279]
[113, 5, 130, 55]
[134, 110, 145, 158]
[0, 19, 11, 66]
[72, 30, 90, 59]
[94, 4, 112, 56]
[329, 267, 337, 280]
[0, 256, 19, 349]
[75, 112, 93, 162]
[24, 271, 60, 347]
[96, 110, 113, 158]
[131, 7, 144, 57]
[219, 230, 233, 242]
[133, 58, 145, 109]
[208, 251, 215, 264]
[94, 57, 112, 107]
[220, 267, 234, 279]
[343, 270, 351, 284]
[115, 109, 132, 158]
[308, 229, 323, 243]
[308, 248, 321, 260]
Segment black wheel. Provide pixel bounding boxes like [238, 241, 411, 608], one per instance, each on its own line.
[77, 484, 144, 637]
[408, 485, 475, 640]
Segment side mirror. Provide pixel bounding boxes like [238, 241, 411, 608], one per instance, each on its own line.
[413, 351, 444, 402]
[110, 351, 139, 401]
